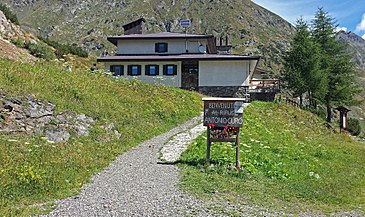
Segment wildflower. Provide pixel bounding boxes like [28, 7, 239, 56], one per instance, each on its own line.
[242, 143, 251, 148]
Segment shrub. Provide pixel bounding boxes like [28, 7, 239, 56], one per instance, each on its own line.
[0, 3, 19, 25]
[11, 38, 26, 48]
[26, 42, 56, 60]
[40, 37, 88, 58]
[348, 118, 361, 136]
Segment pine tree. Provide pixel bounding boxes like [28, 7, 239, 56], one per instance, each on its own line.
[312, 8, 359, 122]
[282, 18, 324, 107]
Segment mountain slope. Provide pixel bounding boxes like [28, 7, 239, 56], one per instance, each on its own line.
[0, 10, 36, 62]
[337, 30, 365, 71]
[2, 0, 295, 73]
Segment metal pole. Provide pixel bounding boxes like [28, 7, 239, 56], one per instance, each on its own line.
[185, 27, 188, 53]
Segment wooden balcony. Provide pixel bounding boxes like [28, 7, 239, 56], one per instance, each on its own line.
[248, 79, 280, 93]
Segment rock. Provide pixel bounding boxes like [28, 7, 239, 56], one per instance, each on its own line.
[4, 102, 14, 112]
[46, 128, 71, 143]
[0, 94, 94, 142]
[114, 130, 121, 139]
[25, 100, 54, 118]
[72, 114, 94, 137]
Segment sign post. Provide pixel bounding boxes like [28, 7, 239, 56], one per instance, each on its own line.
[203, 98, 246, 169]
[180, 19, 191, 53]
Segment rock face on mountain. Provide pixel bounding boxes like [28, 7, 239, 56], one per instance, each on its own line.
[2, 0, 295, 73]
[0, 10, 36, 62]
[336, 30, 365, 71]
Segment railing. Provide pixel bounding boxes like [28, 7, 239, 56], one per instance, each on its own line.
[249, 79, 280, 92]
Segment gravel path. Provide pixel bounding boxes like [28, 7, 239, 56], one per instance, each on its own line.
[46, 116, 209, 216]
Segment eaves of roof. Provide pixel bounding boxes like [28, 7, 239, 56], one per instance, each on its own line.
[97, 54, 261, 62]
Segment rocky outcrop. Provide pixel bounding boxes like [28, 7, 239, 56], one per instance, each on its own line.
[0, 10, 25, 40]
[0, 10, 37, 62]
[0, 93, 94, 142]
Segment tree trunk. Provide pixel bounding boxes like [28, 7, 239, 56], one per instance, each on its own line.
[300, 95, 303, 107]
[326, 95, 331, 123]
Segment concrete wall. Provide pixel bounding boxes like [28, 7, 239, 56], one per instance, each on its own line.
[104, 61, 181, 87]
[117, 39, 208, 55]
[199, 61, 250, 86]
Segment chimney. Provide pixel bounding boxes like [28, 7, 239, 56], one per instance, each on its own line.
[216, 34, 232, 55]
[219, 36, 224, 46]
[226, 34, 230, 46]
[122, 18, 146, 35]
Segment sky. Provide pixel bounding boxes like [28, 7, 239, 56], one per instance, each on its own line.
[252, 0, 365, 39]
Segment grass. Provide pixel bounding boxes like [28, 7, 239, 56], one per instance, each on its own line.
[179, 101, 365, 214]
[0, 58, 202, 216]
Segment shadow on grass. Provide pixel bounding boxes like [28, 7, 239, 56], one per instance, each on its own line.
[158, 158, 232, 168]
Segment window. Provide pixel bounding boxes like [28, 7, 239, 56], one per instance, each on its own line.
[163, 65, 177, 76]
[155, 42, 168, 53]
[110, 65, 124, 76]
[145, 65, 159, 76]
[127, 65, 141, 76]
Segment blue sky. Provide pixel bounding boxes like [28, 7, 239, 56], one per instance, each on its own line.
[252, 0, 365, 38]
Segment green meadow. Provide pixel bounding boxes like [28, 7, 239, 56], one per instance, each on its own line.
[179, 102, 365, 214]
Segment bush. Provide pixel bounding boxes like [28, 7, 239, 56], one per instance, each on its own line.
[0, 3, 19, 25]
[11, 38, 26, 48]
[348, 118, 362, 136]
[40, 37, 88, 58]
[26, 42, 56, 60]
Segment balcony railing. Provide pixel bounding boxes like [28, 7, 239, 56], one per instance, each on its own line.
[248, 79, 280, 93]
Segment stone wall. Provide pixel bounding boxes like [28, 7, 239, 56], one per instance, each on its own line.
[250, 92, 276, 102]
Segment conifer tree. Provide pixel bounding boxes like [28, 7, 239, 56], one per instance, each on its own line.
[312, 8, 359, 122]
[282, 18, 324, 107]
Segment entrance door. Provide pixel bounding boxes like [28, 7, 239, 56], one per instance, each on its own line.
[181, 60, 199, 91]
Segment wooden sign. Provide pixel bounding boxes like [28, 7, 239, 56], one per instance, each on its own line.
[202, 98, 247, 170]
[203, 98, 244, 127]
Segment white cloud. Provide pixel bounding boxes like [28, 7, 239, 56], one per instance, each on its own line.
[336, 27, 348, 32]
[362, 34, 365, 40]
[355, 13, 365, 32]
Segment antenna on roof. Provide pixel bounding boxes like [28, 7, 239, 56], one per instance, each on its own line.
[180, 19, 191, 53]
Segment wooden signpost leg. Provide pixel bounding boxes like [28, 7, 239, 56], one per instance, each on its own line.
[235, 128, 241, 170]
[206, 127, 211, 166]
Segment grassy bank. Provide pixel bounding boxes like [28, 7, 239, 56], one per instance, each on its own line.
[0, 58, 202, 216]
[179, 102, 365, 214]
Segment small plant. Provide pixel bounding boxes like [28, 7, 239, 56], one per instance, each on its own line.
[11, 38, 26, 48]
[15, 163, 44, 186]
[348, 118, 361, 136]
[26, 42, 56, 60]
